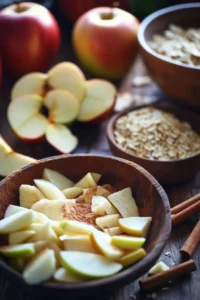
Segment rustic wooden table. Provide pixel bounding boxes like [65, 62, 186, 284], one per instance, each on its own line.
[0, 31, 199, 300]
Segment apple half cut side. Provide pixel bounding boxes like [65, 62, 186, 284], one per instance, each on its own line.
[11, 72, 47, 101]
[77, 79, 116, 123]
[47, 62, 86, 104]
[7, 95, 48, 141]
[46, 123, 78, 153]
[44, 90, 79, 124]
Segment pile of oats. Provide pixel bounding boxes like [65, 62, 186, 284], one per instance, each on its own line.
[114, 107, 200, 161]
[149, 24, 200, 66]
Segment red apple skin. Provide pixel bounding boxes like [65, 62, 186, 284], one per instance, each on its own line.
[72, 7, 139, 80]
[59, 0, 131, 24]
[0, 2, 60, 78]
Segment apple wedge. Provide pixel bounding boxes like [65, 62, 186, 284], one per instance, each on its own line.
[46, 123, 78, 154]
[23, 249, 56, 285]
[0, 210, 34, 234]
[44, 90, 79, 124]
[84, 186, 111, 204]
[43, 168, 74, 190]
[119, 217, 152, 237]
[28, 223, 60, 247]
[7, 95, 48, 141]
[48, 62, 86, 104]
[96, 214, 120, 230]
[19, 184, 44, 208]
[31, 199, 68, 221]
[149, 262, 169, 275]
[77, 80, 116, 123]
[104, 227, 123, 236]
[91, 230, 124, 260]
[61, 220, 95, 235]
[9, 230, 36, 245]
[4, 205, 27, 218]
[75, 173, 97, 189]
[111, 235, 146, 250]
[60, 251, 122, 279]
[92, 196, 118, 216]
[0, 243, 35, 258]
[54, 267, 82, 282]
[119, 248, 146, 267]
[90, 173, 101, 183]
[108, 187, 139, 217]
[62, 187, 83, 199]
[11, 72, 47, 101]
[61, 235, 96, 253]
[34, 179, 66, 200]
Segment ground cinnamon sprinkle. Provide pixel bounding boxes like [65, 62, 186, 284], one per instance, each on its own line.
[62, 202, 96, 225]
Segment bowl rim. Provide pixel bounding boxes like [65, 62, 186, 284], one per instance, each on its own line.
[107, 104, 200, 164]
[0, 153, 171, 293]
[138, 2, 200, 70]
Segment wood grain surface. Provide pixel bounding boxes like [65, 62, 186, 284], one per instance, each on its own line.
[0, 31, 199, 300]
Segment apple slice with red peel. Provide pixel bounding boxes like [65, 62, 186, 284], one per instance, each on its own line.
[46, 123, 78, 153]
[48, 62, 86, 104]
[7, 95, 48, 141]
[44, 90, 79, 124]
[11, 72, 47, 101]
[78, 80, 116, 123]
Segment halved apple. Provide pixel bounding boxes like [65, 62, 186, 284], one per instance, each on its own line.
[60, 251, 122, 279]
[92, 196, 118, 216]
[0, 243, 35, 258]
[77, 80, 116, 123]
[46, 123, 78, 154]
[31, 199, 68, 221]
[11, 72, 47, 101]
[54, 267, 82, 282]
[75, 173, 97, 189]
[149, 261, 169, 275]
[119, 217, 152, 237]
[61, 235, 96, 253]
[61, 220, 95, 235]
[119, 248, 146, 267]
[43, 168, 74, 190]
[7, 95, 48, 141]
[9, 230, 36, 245]
[0, 210, 34, 234]
[44, 90, 79, 124]
[111, 235, 146, 250]
[48, 62, 86, 104]
[104, 227, 123, 236]
[62, 187, 83, 199]
[34, 179, 66, 200]
[108, 188, 139, 217]
[23, 249, 56, 285]
[91, 230, 124, 260]
[96, 214, 120, 230]
[19, 184, 44, 208]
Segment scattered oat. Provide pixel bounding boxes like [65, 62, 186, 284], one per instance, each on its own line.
[132, 76, 152, 86]
[149, 24, 200, 66]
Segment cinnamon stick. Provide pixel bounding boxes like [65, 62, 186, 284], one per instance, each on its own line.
[171, 193, 200, 215]
[171, 201, 200, 226]
[139, 259, 196, 292]
[180, 221, 200, 258]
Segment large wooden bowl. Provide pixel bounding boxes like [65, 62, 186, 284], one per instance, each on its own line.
[138, 3, 200, 107]
[0, 154, 170, 298]
[107, 104, 200, 183]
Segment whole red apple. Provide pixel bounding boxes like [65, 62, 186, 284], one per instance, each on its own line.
[0, 2, 60, 78]
[72, 7, 139, 80]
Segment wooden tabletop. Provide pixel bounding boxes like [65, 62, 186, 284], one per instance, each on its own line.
[0, 31, 199, 300]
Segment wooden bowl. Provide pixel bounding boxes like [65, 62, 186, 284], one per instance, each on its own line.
[0, 154, 170, 298]
[138, 3, 200, 107]
[107, 104, 200, 183]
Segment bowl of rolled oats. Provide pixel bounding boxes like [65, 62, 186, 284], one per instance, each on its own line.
[107, 105, 200, 183]
[138, 3, 200, 107]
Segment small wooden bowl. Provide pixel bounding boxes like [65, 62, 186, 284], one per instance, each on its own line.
[107, 105, 200, 183]
[0, 154, 170, 298]
[138, 3, 200, 107]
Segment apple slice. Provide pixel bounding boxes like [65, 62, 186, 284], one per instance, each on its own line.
[19, 184, 44, 208]
[33, 241, 49, 254]
[96, 214, 120, 230]
[77, 80, 116, 123]
[0, 210, 34, 234]
[23, 249, 56, 285]
[61, 220, 96, 235]
[108, 187, 139, 217]
[28, 223, 60, 246]
[62, 187, 83, 199]
[92, 196, 118, 216]
[119, 217, 152, 237]
[54, 267, 82, 282]
[91, 230, 124, 260]
[48, 62, 86, 104]
[91, 173, 101, 183]
[34, 179, 66, 200]
[0, 243, 35, 258]
[84, 186, 111, 204]
[61, 235, 96, 253]
[47, 242, 62, 268]
[44, 90, 79, 124]
[102, 184, 116, 194]
[149, 262, 169, 275]
[119, 248, 146, 267]
[46, 123, 78, 154]
[111, 235, 146, 250]
[43, 168, 74, 190]
[31, 199, 67, 221]
[75, 173, 97, 189]
[60, 251, 122, 279]
[4, 205, 27, 218]
[7, 95, 48, 141]
[11, 72, 47, 101]
[9, 230, 36, 245]
[104, 227, 123, 236]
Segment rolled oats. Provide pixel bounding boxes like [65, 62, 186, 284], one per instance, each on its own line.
[114, 107, 200, 161]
